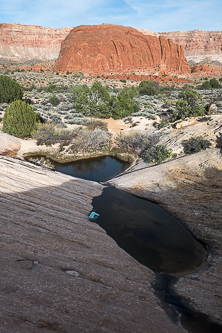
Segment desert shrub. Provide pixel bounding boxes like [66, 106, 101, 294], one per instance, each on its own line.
[123, 116, 133, 123]
[138, 80, 159, 96]
[198, 116, 212, 122]
[144, 144, 172, 163]
[183, 136, 211, 154]
[117, 132, 157, 155]
[209, 78, 221, 88]
[65, 118, 86, 125]
[158, 85, 172, 94]
[112, 86, 139, 119]
[70, 82, 139, 119]
[200, 78, 221, 89]
[200, 81, 212, 89]
[3, 100, 38, 138]
[138, 80, 172, 96]
[179, 89, 202, 107]
[69, 128, 110, 153]
[189, 105, 206, 117]
[69, 84, 90, 104]
[158, 118, 170, 128]
[50, 115, 63, 124]
[171, 100, 206, 121]
[49, 94, 60, 106]
[0, 75, 23, 103]
[87, 120, 108, 132]
[32, 123, 74, 145]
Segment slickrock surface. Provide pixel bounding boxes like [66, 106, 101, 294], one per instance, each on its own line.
[54, 24, 190, 75]
[0, 23, 71, 62]
[0, 132, 21, 156]
[110, 148, 222, 325]
[157, 115, 222, 154]
[0, 156, 183, 333]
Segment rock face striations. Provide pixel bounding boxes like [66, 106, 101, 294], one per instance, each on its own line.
[159, 30, 222, 64]
[53, 24, 190, 75]
[0, 156, 184, 333]
[0, 23, 71, 62]
[1, 23, 221, 69]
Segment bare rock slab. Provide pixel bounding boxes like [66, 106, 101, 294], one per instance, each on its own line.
[110, 148, 222, 325]
[0, 156, 182, 333]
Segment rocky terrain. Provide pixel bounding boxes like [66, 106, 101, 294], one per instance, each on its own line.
[110, 139, 222, 326]
[0, 23, 71, 62]
[0, 132, 21, 156]
[53, 24, 190, 75]
[140, 29, 222, 65]
[0, 23, 221, 77]
[0, 156, 185, 333]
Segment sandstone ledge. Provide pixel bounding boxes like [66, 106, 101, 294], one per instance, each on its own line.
[0, 156, 182, 333]
[110, 148, 222, 325]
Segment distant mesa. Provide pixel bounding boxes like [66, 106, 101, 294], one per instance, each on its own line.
[158, 30, 222, 64]
[1, 23, 221, 77]
[0, 23, 71, 62]
[53, 24, 191, 75]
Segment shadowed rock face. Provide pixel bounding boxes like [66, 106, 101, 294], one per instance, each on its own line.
[53, 24, 190, 75]
[0, 157, 183, 333]
[110, 148, 222, 325]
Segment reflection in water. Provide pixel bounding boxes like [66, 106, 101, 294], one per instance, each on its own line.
[54, 156, 130, 182]
[93, 186, 207, 275]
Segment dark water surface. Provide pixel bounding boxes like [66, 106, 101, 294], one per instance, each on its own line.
[54, 156, 129, 182]
[92, 186, 207, 275]
[28, 155, 221, 332]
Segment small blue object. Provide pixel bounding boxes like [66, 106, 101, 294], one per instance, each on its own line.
[89, 211, 99, 221]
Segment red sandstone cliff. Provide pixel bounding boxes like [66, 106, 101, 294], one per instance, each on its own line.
[53, 24, 190, 75]
[139, 29, 222, 64]
[1, 23, 221, 70]
[0, 23, 71, 62]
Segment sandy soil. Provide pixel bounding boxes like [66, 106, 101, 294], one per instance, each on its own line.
[16, 138, 59, 158]
[103, 116, 158, 136]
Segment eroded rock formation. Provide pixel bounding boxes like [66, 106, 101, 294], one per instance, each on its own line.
[54, 24, 190, 75]
[140, 29, 222, 64]
[0, 23, 71, 62]
[0, 156, 184, 333]
[1, 23, 221, 71]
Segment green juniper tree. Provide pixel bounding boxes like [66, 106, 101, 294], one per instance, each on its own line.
[172, 89, 206, 121]
[3, 100, 39, 138]
[0, 75, 23, 103]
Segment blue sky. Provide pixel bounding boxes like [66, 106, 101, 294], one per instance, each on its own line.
[0, 0, 221, 32]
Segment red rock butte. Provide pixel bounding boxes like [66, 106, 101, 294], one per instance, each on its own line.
[54, 24, 191, 75]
